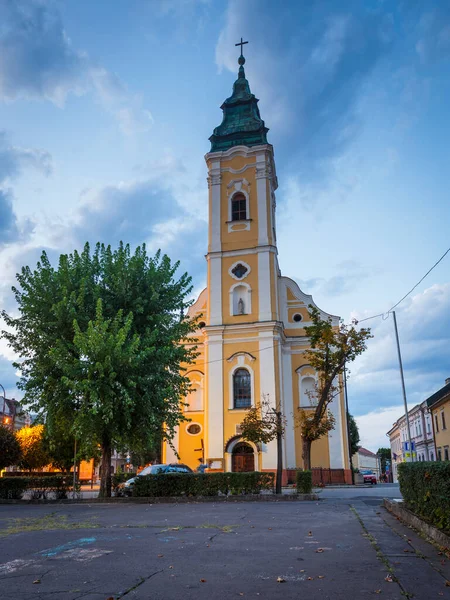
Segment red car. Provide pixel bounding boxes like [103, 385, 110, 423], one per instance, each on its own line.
[361, 471, 377, 485]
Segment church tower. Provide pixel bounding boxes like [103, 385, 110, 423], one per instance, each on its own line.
[164, 45, 351, 481]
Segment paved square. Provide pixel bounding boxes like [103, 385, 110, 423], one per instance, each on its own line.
[0, 497, 449, 599]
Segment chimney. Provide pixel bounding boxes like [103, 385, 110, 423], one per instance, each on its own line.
[446, 378, 450, 386]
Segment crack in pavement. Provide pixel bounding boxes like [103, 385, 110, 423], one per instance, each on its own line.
[117, 569, 164, 598]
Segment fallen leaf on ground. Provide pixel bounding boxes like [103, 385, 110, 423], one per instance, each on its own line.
[300, 570, 305, 573]
[308, 531, 313, 536]
[445, 581, 450, 587]
[277, 577, 285, 583]
[268, 528, 272, 530]
[169, 566, 173, 569]
[307, 576, 314, 581]
[403, 549, 410, 553]
[157, 554, 164, 558]
[318, 575, 325, 579]
[374, 590, 381, 594]
[32, 580, 41, 584]
[438, 552, 443, 556]
[316, 548, 324, 553]
[200, 579, 206, 583]
[384, 575, 393, 583]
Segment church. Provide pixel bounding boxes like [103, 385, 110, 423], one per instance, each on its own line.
[163, 45, 351, 481]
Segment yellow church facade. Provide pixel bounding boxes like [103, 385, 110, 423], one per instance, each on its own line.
[163, 50, 350, 480]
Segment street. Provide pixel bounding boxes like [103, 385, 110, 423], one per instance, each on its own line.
[1, 489, 449, 599]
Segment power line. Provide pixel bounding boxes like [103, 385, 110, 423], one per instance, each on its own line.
[355, 246, 450, 325]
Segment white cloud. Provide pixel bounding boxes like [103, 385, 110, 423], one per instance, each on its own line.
[355, 405, 404, 452]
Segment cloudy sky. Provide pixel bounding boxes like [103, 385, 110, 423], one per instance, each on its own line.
[1, 0, 449, 452]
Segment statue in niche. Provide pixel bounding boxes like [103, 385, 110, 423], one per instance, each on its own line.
[238, 297, 245, 315]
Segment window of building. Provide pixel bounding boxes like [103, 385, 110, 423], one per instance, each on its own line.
[435, 414, 439, 432]
[186, 423, 202, 436]
[445, 447, 449, 461]
[231, 193, 247, 221]
[430, 452, 434, 461]
[442, 411, 447, 430]
[233, 368, 251, 409]
[292, 313, 302, 323]
[438, 449, 442, 461]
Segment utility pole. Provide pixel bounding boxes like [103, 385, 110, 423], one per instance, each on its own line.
[392, 311, 414, 462]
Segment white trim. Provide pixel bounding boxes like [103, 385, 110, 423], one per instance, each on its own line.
[228, 357, 255, 410]
[228, 260, 251, 281]
[258, 332, 278, 469]
[282, 351, 296, 468]
[328, 381, 345, 469]
[279, 276, 340, 325]
[186, 422, 203, 436]
[256, 152, 269, 246]
[207, 245, 278, 259]
[208, 160, 221, 254]
[206, 335, 223, 459]
[229, 281, 252, 316]
[296, 365, 318, 408]
[165, 426, 179, 463]
[258, 250, 272, 321]
[209, 255, 222, 325]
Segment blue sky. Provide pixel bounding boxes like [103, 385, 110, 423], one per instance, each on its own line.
[1, 0, 449, 451]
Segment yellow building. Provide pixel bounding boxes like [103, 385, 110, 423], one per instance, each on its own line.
[163, 49, 350, 480]
[427, 378, 450, 461]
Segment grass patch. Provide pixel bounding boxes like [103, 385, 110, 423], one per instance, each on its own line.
[0, 512, 99, 537]
[199, 523, 238, 533]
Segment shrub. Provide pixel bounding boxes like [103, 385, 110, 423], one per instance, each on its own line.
[133, 472, 275, 497]
[0, 424, 22, 470]
[296, 470, 313, 494]
[0, 476, 74, 500]
[112, 472, 136, 494]
[398, 462, 450, 533]
[0, 477, 28, 499]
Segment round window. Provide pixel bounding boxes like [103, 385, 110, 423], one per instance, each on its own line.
[198, 321, 206, 329]
[187, 423, 202, 435]
[293, 313, 302, 322]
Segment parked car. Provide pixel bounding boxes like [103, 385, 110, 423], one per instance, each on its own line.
[360, 470, 377, 485]
[116, 463, 193, 496]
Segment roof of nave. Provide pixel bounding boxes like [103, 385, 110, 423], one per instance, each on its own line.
[357, 446, 377, 458]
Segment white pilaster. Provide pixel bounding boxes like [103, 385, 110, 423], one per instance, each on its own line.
[206, 333, 224, 459]
[165, 426, 179, 464]
[208, 160, 222, 253]
[282, 350, 296, 468]
[208, 255, 222, 325]
[258, 250, 272, 321]
[259, 331, 277, 469]
[256, 153, 269, 246]
[328, 384, 345, 468]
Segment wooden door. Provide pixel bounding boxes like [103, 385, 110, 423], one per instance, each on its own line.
[232, 444, 255, 472]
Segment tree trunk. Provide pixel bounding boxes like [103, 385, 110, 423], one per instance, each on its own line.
[276, 418, 283, 495]
[302, 437, 312, 471]
[99, 439, 112, 498]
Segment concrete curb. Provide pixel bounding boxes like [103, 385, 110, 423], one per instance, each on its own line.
[0, 493, 319, 505]
[384, 498, 450, 549]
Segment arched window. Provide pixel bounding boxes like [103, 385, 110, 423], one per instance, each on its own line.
[231, 193, 247, 221]
[185, 372, 204, 411]
[233, 368, 251, 408]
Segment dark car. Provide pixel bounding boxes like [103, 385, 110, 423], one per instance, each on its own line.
[360, 470, 377, 485]
[116, 463, 193, 496]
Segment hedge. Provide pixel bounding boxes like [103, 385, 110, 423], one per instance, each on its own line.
[0, 476, 75, 500]
[398, 462, 450, 533]
[112, 472, 136, 494]
[296, 470, 312, 494]
[133, 472, 275, 497]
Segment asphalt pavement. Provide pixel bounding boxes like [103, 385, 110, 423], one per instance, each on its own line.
[0, 489, 449, 599]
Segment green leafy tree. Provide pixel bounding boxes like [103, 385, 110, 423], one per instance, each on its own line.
[348, 414, 360, 457]
[2, 242, 197, 497]
[0, 424, 22, 470]
[240, 395, 285, 494]
[16, 424, 50, 471]
[298, 306, 372, 470]
[377, 447, 391, 474]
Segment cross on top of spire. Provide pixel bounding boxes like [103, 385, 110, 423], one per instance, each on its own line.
[235, 37, 248, 57]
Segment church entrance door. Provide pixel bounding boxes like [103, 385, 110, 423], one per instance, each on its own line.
[232, 442, 255, 472]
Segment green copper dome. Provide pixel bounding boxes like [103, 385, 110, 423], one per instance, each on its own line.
[209, 55, 269, 152]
